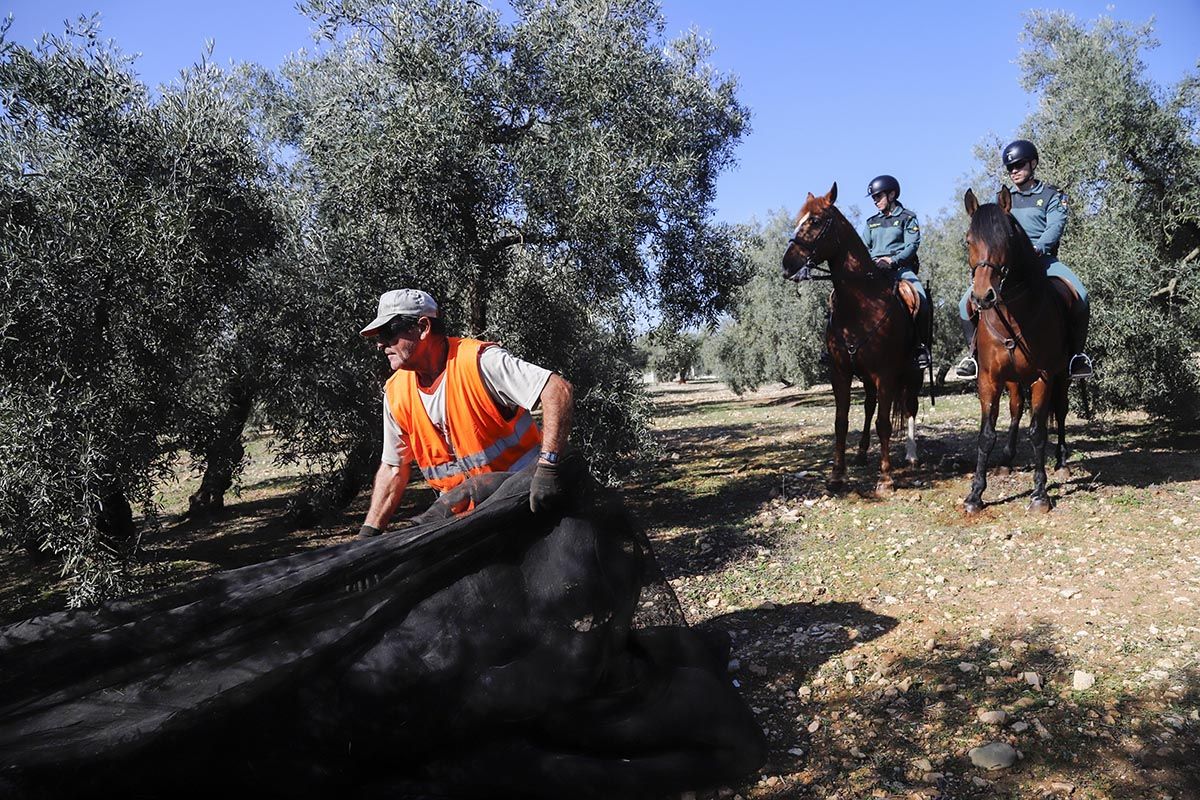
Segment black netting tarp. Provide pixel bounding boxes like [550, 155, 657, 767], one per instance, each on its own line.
[0, 469, 764, 799]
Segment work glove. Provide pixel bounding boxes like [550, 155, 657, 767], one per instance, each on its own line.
[529, 462, 564, 514]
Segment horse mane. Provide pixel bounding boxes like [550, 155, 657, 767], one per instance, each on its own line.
[969, 203, 1046, 283]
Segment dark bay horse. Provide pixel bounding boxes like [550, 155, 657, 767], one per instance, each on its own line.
[962, 187, 1073, 514]
[782, 183, 923, 496]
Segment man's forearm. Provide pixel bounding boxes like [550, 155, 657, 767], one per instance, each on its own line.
[364, 461, 410, 529]
[538, 374, 574, 455]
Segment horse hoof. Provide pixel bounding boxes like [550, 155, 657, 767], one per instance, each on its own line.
[1027, 497, 1054, 513]
[995, 466, 1011, 478]
[963, 499, 984, 515]
[827, 479, 846, 493]
[875, 481, 894, 498]
[906, 457, 919, 468]
[854, 454, 868, 467]
[1054, 466, 1072, 480]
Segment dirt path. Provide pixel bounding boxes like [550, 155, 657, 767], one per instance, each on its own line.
[624, 378, 1200, 799]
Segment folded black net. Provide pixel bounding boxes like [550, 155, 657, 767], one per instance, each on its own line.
[0, 468, 764, 799]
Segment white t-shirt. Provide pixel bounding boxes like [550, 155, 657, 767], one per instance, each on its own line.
[381, 344, 553, 467]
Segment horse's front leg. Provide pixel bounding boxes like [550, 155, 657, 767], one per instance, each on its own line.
[856, 382, 877, 466]
[964, 379, 1001, 514]
[997, 381, 1024, 475]
[1052, 375, 1070, 477]
[829, 371, 851, 492]
[1028, 378, 1054, 512]
[874, 381, 895, 497]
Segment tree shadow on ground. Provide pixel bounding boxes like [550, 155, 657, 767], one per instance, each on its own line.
[706, 619, 1200, 799]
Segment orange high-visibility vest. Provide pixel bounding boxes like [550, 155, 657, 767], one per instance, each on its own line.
[385, 337, 542, 494]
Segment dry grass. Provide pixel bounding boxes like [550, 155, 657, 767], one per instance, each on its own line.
[2, 377, 1198, 798]
[625, 378, 1200, 800]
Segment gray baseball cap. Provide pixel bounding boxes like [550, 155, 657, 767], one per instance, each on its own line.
[360, 289, 439, 336]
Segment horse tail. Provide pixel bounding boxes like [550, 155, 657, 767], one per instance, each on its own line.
[892, 364, 922, 431]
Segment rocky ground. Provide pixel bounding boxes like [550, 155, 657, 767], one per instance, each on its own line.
[625, 379, 1200, 800]
[2, 377, 1197, 799]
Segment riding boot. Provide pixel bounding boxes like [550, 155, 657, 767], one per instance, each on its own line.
[912, 299, 932, 368]
[955, 315, 978, 379]
[1069, 300, 1093, 379]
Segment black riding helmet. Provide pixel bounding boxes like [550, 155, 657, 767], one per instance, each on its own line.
[1002, 139, 1038, 167]
[866, 174, 900, 199]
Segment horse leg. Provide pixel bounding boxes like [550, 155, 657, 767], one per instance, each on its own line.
[964, 380, 1001, 515]
[1053, 374, 1071, 478]
[1028, 379, 1054, 513]
[829, 373, 851, 492]
[904, 365, 920, 467]
[874, 381, 895, 497]
[996, 382, 1024, 475]
[856, 382, 877, 467]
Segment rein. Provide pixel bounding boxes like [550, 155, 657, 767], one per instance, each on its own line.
[972, 263, 1053, 381]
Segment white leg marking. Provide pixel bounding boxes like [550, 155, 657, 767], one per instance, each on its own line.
[906, 416, 918, 463]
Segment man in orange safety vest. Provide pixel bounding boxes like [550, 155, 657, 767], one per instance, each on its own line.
[357, 289, 574, 536]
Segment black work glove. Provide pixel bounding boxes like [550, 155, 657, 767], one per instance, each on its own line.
[529, 462, 563, 514]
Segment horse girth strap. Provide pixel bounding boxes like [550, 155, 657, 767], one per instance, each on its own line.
[829, 277, 907, 360]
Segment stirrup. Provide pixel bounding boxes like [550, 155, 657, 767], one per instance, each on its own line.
[955, 355, 978, 379]
[1069, 353, 1093, 380]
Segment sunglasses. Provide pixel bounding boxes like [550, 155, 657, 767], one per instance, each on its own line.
[376, 317, 419, 344]
[1007, 159, 1030, 172]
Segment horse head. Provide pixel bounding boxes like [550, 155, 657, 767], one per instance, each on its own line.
[963, 186, 1036, 310]
[782, 183, 840, 281]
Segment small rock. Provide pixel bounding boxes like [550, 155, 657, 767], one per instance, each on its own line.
[706, 596, 721, 608]
[978, 709, 1007, 725]
[1072, 670, 1095, 691]
[998, 659, 1015, 671]
[913, 757, 934, 772]
[786, 747, 805, 757]
[1022, 671, 1042, 689]
[922, 772, 944, 784]
[897, 677, 914, 692]
[797, 685, 811, 699]
[842, 653, 864, 670]
[971, 776, 992, 788]
[924, 638, 936, 651]
[969, 741, 1017, 770]
[1014, 696, 1037, 710]
[1010, 639, 1029, 654]
[1010, 721, 1029, 733]
[1032, 717, 1053, 740]
[807, 719, 820, 733]
[959, 662, 978, 673]
[1059, 588, 1080, 599]
[1049, 781, 1076, 795]
[850, 746, 866, 759]
[845, 671, 856, 685]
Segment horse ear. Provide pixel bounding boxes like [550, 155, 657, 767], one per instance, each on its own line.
[997, 185, 1012, 213]
[827, 182, 838, 203]
[805, 191, 815, 203]
[964, 189, 979, 217]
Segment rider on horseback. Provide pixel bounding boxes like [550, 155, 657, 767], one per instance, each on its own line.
[955, 140, 1093, 380]
[859, 174, 932, 369]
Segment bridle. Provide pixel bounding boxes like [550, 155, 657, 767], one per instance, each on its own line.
[785, 212, 837, 281]
[970, 260, 1009, 309]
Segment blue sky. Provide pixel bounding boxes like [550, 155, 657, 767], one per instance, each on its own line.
[6, 0, 1199, 228]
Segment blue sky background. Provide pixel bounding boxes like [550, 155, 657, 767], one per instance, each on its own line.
[6, 0, 1199, 228]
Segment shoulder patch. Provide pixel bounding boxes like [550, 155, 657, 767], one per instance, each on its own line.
[1036, 199, 1043, 207]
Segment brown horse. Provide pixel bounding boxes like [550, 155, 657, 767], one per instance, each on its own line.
[962, 187, 1073, 514]
[782, 183, 924, 496]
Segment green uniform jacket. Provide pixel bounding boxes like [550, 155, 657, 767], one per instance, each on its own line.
[859, 202, 921, 271]
[1009, 180, 1066, 257]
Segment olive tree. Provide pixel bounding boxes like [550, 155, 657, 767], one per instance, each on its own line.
[252, 0, 750, 498]
[1012, 11, 1200, 416]
[0, 18, 279, 603]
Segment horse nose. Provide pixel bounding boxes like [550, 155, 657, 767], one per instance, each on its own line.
[984, 287, 998, 305]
